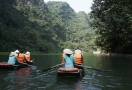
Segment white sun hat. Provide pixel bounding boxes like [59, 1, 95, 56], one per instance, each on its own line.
[65, 49, 73, 54]
[9, 52, 15, 56]
[26, 51, 30, 54]
[63, 48, 70, 53]
[14, 50, 19, 53]
[75, 49, 82, 54]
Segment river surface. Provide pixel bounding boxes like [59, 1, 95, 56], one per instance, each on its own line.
[0, 52, 132, 90]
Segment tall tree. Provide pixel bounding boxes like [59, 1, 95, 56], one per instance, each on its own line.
[91, 0, 132, 53]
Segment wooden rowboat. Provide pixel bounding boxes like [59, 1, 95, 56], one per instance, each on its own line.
[0, 62, 29, 70]
[57, 68, 83, 76]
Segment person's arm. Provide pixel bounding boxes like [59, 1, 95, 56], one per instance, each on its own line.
[24, 54, 28, 62]
[62, 53, 65, 64]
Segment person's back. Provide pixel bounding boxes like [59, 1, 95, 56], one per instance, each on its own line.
[74, 53, 83, 65]
[74, 49, 83, 65]
[8, 52, 18, 65]
[62, 49, 71, 63]
[64, 50, 75, 68]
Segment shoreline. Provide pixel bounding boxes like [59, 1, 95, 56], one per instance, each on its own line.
[93, 51, 132, 57]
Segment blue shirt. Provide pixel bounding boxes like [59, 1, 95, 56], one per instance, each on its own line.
[64, 54, 75, 68]
[8, 55, 18, 65]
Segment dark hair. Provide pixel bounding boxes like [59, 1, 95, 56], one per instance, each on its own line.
[18, 50, 24, 56]
[66, 54, 70, 57]
[20, 50, 24, 53]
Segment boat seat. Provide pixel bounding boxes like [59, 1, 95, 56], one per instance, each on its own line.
[58, 67, 79, 72]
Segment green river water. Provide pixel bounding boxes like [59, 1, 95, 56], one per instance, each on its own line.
[0, 52, 132, 90]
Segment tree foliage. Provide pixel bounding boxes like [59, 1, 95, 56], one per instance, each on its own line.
[0, 0, 95, 53]
[91, 0, 132, 54]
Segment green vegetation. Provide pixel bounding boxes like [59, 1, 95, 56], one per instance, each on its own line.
[1, 0, 132, 54]
[0, 0, 95, 53]
[91, 0, 132, 54]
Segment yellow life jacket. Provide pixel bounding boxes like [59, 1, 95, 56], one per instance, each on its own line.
[74, 54, 83, 65]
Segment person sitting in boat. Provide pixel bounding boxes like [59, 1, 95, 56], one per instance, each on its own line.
[64, 49, 76, 68]
[74, 49, 83, 65]
[24, 51, 31, 63]
[61, 49, 71, 67]
[62, 49, 66, 64]
[14, 49, 19, 57]
[17, 50, 26, 63]
[74, 49, 83, 69]
[8, 52, 18, 65]
[61, 49, 66, 67]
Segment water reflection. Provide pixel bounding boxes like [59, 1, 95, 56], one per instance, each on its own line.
[3, 67, 32, 90]
[17, 66, 31, 76]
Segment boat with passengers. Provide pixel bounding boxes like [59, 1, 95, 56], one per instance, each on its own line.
[0, 60, 34, 70]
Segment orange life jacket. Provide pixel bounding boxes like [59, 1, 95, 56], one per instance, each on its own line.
[25, 54, 30, 62]
[74, 54, 83, 65]
[62, 53, 65, 63]
[18, 53, 25, 63]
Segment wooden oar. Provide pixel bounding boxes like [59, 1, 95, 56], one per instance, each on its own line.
[75, 64, 110, 72]
[20, 62, 30, 66]
[42, 64, 62, 72]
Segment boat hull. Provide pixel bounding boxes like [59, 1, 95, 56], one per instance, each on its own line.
[57, 65, 84, 77]
[0, 62, 29, 70]
[57, 69, 83, 76]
